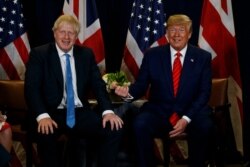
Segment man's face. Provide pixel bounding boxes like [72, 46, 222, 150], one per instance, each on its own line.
[167, 24, 191, 51]
[54, 22, 77, 53]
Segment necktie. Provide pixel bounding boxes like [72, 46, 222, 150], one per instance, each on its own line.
[172, 52, 182, 97]
[170, 52, 182, 126]
[65, 54, 75, 128]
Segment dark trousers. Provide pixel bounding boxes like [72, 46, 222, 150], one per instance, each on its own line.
[36, 108, 123, 167]
[132, 110, 214, 167]
[0, 144, 11, 167]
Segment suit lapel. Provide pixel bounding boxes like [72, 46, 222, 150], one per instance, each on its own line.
[162, 45, 174, 96]
[177, 46, 195, 96]
[50, 44, 64, 90]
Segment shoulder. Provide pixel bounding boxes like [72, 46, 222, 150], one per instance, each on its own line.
[188, 44, 211, 56]
[30, 43, 54, 53]
[73, 45, 94, 55]
[29, 43, 56, 59]
[188, 44, 212, 61]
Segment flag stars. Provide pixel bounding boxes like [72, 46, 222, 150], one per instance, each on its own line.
[153, 29, 157, 34]
[144, 37, 149, 42]
[154, 19, 159, 24]
[10, 20, 15, 25]
[140, 4, 144, 9]
[13, 0, 18, 4]
[136, 24, 141, 30]
[0, 27, 3, 32]
[156, 9, 160, 14]
[147, 17, 151, 22]
[2, 7, 7, 12]
[145, 27, 150, 32]
[157, 0, 162, 4]
[19, 23, 23, 28]
[0, 17, 5, 22]
[8, 30, 13, 35]
[148, 7, 152, 12]
[138, 15, 142, 19]
[11, 10, 16, 14]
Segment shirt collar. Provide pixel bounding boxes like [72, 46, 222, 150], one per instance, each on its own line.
[170, 44, 188, 59]
[55, 44, 74, 58]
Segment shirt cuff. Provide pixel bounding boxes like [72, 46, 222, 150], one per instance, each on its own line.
[182, 115, 191, 123]
[122, 93, 134, 102]
[36, 113, 50, 122]
[102, 110, 114, 117]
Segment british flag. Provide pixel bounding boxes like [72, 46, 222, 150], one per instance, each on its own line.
[0, 0, 30, 80]
[122, 0, 167, 82]
[63, 0, 105, 73]
[198, 0, 243, 155]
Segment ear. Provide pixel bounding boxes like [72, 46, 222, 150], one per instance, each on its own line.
[188, 32, 192, 39]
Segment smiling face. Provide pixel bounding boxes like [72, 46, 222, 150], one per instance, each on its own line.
[167, 24, 191, 51]
[54, 22, 78, 53]
[166, 14, 192, 51]
[52, 14, 80, 53]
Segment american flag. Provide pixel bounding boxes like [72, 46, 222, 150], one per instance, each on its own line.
[198, 0, 243, 155]
[63, 0, 105, 73]
[0, 0, 30, 80]
[122, 0, 167, 82]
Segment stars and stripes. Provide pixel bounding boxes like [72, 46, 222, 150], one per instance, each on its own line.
[63, 0, 105, 73]
[0, 0, 30, 80]
[122, 0, 167, 82]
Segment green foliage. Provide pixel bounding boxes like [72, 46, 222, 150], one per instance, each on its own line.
[106, 71, 129, 86]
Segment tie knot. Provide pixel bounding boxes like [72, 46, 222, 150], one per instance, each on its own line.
[64, 53, 70, 58]
[176, 52, 181, 58]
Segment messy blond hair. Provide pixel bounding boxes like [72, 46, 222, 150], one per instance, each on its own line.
[52, 14, 81, 35]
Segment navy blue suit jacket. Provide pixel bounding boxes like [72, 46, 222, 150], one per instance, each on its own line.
[129, 44, 212, 120]
[24, 43, 112, 118]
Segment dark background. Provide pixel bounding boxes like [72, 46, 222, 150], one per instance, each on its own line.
[21, 0, 250, 162]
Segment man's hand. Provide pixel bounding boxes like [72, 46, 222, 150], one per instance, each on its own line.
[102, 113, 123, 130]
[115, 86, 129, 98]
[38, 117, 58, 134]
[169, 118, 188, 138]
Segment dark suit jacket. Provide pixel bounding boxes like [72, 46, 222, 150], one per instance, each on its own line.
[24, 43, 112, 119]
[129, 44, 212, 120]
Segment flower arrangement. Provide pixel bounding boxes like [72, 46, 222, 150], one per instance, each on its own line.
[102, 71, 130, 91]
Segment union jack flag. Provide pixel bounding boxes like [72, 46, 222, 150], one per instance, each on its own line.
[198, 0, 243, 155]
[122, 0, 167, 82]
[0, 0, 30, 80]
[63, 0, 105, 73]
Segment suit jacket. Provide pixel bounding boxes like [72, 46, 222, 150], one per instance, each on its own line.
[130, 44, 212, 120]
[24, 43, 112, 118]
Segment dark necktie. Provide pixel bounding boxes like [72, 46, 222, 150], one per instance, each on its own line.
[65, 54, 75, 128]
[170, 52, 182, 126]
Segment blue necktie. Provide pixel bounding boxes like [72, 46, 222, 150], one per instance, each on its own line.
[65, 54, 75, 128]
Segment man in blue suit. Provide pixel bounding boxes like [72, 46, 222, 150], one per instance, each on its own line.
[115, 14, 214, 167]
[25, 14, 123, 167]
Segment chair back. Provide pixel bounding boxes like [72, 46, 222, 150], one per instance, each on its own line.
[0, 80, 27, 124]
[208, 78, 228, 108]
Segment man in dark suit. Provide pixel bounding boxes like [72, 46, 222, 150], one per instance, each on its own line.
[115, 14, 214, 167]
[24, 14, 123, 167]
